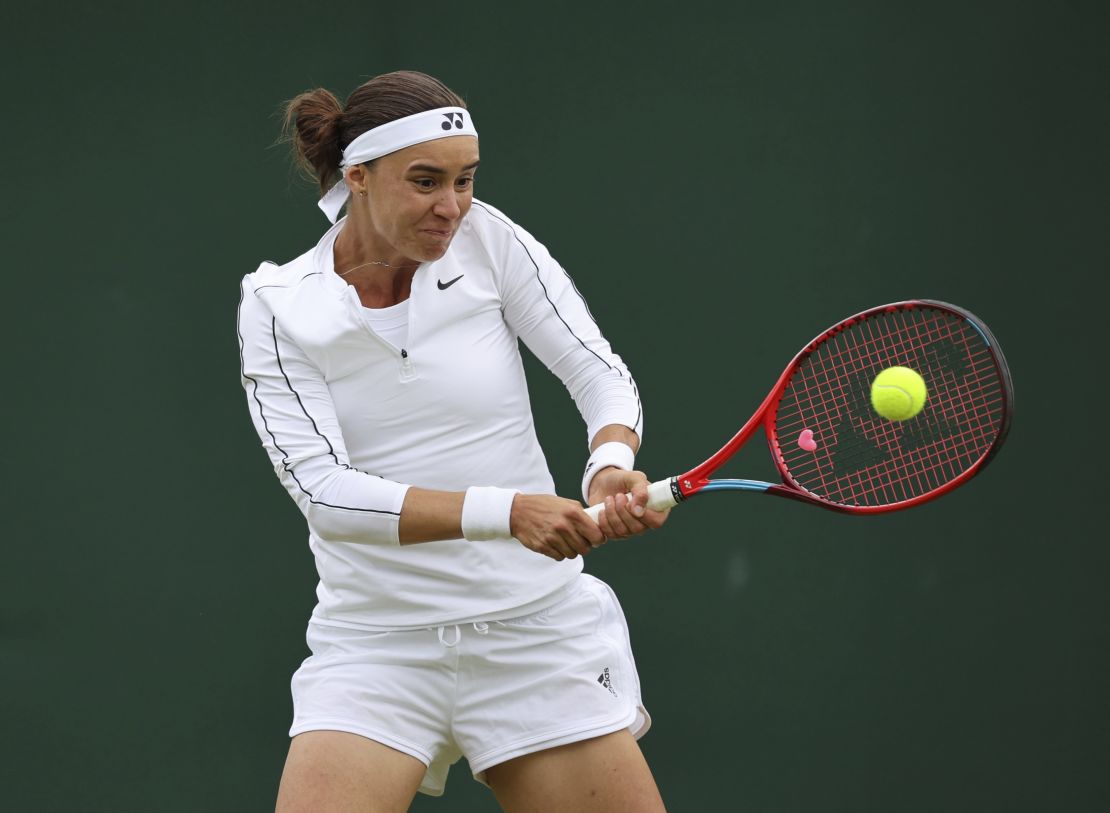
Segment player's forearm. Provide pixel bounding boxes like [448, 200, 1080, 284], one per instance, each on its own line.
[397, 487, 467, 544]
[589, 423, 640, 454]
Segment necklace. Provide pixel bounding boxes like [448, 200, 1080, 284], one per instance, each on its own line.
[336, 259, 405, 277]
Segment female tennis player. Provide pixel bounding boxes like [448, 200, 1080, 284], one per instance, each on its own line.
[237, 71, 669, 812]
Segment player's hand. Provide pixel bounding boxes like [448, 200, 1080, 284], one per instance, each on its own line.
[588, 468, 671, 540]
[510, 493, 605, 561]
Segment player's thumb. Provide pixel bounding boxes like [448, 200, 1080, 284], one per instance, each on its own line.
[627, 471, 649, 517]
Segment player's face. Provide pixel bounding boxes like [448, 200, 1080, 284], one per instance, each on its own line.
[354, 136, 479, 264]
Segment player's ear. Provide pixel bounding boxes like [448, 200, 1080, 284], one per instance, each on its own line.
[344, 164, 369, 196]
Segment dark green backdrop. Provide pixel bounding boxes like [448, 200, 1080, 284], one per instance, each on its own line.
[3, 1, 1107, 810]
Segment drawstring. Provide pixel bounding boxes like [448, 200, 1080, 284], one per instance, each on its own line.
[435, 622, 495, 647]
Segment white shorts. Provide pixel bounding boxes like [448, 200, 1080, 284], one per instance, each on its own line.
[288, 573, 651, 796]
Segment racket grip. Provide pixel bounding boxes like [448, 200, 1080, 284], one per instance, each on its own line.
[584, 477, 679, 523]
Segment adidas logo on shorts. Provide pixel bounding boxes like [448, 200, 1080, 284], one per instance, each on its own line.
[597, 667, 617, 697]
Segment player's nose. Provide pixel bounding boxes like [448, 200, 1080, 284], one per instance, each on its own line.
[433, 190, 462, 220]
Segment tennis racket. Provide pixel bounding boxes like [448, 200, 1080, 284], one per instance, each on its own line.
[586, 300, 1013, 518]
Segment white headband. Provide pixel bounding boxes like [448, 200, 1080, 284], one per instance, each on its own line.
[317, 106, 478, 223]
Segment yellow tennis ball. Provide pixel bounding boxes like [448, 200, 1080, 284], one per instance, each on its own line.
[871, 366, 928, 421]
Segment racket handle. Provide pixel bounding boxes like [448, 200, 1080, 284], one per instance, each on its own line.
[584, 477, 679, 523]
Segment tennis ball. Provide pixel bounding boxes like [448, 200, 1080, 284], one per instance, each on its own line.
[870, 366, 928, 421]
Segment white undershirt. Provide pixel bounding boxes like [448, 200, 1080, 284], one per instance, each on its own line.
[362, 300, 410, 350]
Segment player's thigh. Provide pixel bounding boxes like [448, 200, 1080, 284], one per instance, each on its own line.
[485, 730, 666, 813]
[275, 730, 427, 813]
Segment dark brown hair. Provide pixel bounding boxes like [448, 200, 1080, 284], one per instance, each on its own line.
[283, 71, 467, 194]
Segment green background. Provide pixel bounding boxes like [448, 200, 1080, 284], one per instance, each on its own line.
[3, 1, 1107, 810]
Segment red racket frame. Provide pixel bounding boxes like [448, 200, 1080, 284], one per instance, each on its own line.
[672, 300, 1013, 514]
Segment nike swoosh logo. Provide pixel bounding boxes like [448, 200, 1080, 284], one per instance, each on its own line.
[437, 274, 464, 290]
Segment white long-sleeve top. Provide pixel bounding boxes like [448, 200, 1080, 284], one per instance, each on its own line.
[237, 200, 643, 629]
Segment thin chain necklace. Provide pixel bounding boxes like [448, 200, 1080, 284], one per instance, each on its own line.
[336, 259, 411, 277]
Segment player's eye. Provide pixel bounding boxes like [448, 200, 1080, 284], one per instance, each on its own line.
[455, 176, 474, 190]
[413, 177, 436, 191]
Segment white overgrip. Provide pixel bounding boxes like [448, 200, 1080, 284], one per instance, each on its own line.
[584, 477, 678, 523]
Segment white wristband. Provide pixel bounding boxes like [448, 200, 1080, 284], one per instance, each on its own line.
[581, 441, 636, 503]
[461, 486, 519, 541]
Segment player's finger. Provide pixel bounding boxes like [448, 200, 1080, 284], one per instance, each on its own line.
[592, 509, 614, 544]
[532, 541, 564, 561]
[628, 476, 650, 518]
[639, 506, 671, 529]
[571, 509, 606, 549]
[552, 535, 579, 559]
[603, 494, 634, 537]
[558, 527, 593, 558]
[617, 491, 653, 534]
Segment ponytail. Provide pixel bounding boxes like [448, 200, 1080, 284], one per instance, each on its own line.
[283, 89, 343, 194]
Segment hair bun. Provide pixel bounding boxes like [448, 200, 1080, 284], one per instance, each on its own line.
[283, 88, 344, 194]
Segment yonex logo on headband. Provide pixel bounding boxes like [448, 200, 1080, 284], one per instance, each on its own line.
[442, 112, 465, 130]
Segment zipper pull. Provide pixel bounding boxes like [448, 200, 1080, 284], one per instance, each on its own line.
[400, 348, 416, 381]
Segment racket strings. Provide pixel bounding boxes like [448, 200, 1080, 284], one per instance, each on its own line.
[796, 317, 999, 500]
[789, 313, 1002, 502]
[772, 305, 1006, 507]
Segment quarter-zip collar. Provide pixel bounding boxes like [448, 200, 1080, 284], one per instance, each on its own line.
[314, 217, 357, 298]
